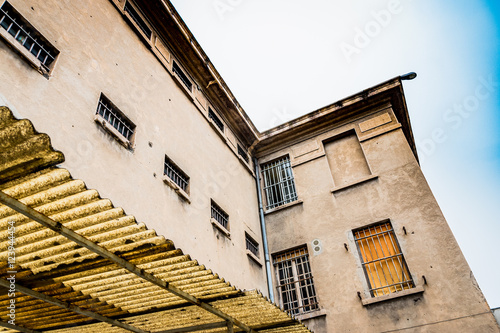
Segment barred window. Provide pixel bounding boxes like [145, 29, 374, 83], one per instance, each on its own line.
[164, 155, 189, 193]
[261, 156, 298, 210]
[245, 233, 259, 257]
[172, 60, 192, 91]
[211, 200, 228, 230]
[0, 1, 59, 69]
[354, 222, 415, 297]
[237, 144, 249, 163]
[208, 108, 224, 132]
[96, 94, 135, 144]
[273, 246, 319, 315]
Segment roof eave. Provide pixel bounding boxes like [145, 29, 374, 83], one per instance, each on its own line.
[254, 77, 419, 162]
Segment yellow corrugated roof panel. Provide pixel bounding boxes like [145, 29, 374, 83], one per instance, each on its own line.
[0, 106, 313, 332]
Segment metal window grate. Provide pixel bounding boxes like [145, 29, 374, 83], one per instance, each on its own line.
[208, 108, 224, 132]
[0, 1, 58, 67]
[172, 60, 193, 91]
[273, 246, 319, 315]
[96, 95, 135, 141]
[211, 201, 228, 230]
[245, 234, 259, 257]
[164, 155, 189, 192]
[261, 156, 298, 209]
[237, 144, 249, 163]
[124, 1, 151, 39]
[354, 222, 415, 297]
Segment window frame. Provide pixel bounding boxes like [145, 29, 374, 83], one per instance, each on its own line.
[353, 221, 415, 298]
[272, 245, 319, 316]
[208, 107, 224, 133]
[0, 1, 59, 76]
[163, 154, 190, 202]
[245, 232, 260, 256]
[94, 93, 136, 149]
[261, 155, 298, 210]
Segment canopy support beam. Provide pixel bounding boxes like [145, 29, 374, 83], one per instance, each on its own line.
[0, 191, 254, 333]
[0, 278, 148, 333]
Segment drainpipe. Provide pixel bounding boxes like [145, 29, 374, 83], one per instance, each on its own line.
[254, 157, 275, 303]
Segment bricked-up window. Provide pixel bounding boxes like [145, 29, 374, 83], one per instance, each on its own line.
[0, 1, 59, 69]
[354, 222, 415, 297]
[245, 233, 259, 257]
[261, 156, 298, 210]
[273, 246, 319, 315]
[96, 94, 136, 144]
[208, 107, 224, 132]
[211, 200, 228, 230]
[172, 60, 192, 91]
[124, 1, 151, 39]
[164, 155, 189, 193]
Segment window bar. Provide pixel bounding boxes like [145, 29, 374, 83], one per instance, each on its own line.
[373, 230, 396, 292]
[359, 228, 384, 296]
[385, 227, 410, 290]
[246, 237, 259, 256]
[378, 227, 404, 292]
[0, 7, 56, 66]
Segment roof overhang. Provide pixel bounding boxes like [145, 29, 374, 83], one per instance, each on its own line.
[254, 77, 418, 161]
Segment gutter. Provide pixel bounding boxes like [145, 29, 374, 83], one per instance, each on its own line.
[254, 157, 275, 303]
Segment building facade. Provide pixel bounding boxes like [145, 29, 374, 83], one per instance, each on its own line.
[0, 0, 498, 332]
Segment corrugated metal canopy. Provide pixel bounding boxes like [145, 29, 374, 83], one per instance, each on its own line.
[0, 107, 313, 333]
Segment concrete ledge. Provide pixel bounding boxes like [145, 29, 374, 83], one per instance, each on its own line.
[361, 285, 425, 306]
[208, 117, 226, 141]
[245, 249, 262, 266]
[94, 114, 133, 150]
[162, 175, 191, 203]
[295, 308, 327, 321]
[264, 200, 303, 215]
[331, 175, 378, 194]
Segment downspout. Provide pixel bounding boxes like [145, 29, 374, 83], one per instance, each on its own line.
[254, 157, 275, 303]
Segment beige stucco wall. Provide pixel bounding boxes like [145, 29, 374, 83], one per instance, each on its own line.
[0, 0, 267, 293]
[258, 106, 500, 332]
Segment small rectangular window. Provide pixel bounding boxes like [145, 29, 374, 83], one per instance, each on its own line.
[261, 156, 298, 210]
[164, 155, 189, 193]
[245, 233, 259, 257]
[237, 144, 249, 163]
[172, 60, 192, 91]
[354, 222, 415, 297]
[273, 246, 319, 315]
[124, 1, 151, 39]
[211, 200, 228, 230]
[0, 1, 59, 71]
[208, 107, 224, 132]
[95, 94, 135, 146]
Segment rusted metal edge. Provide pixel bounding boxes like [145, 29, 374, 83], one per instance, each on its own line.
[0, 191, 255, 333]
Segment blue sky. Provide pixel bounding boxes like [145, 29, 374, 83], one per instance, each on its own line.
[170, 0, 500, 308]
